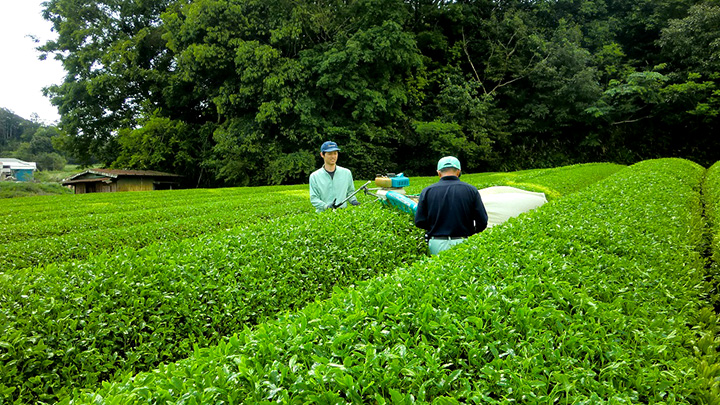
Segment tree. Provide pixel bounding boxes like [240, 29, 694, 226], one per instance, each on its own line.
[514, 21, 602, 137]
[659, 3, 720, 76]
[657, 3, 720, 162]
[39, 0, 719, 183]
[40, 0, 182, 165]
[579, 2, 720, 165]
[162, 0, 425, 184]
[114, 114, 214, 186]
[35, 153, 68, 171]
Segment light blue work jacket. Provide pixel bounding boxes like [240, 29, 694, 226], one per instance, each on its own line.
[309, 165, 358, 212]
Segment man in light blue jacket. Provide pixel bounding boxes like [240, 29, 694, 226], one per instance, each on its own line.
[309, 141, 360, 212]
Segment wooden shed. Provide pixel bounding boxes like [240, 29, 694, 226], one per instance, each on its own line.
[62, 169, 182, 194]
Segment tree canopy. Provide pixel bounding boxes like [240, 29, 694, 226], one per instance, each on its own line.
[40, 0, 720, 186]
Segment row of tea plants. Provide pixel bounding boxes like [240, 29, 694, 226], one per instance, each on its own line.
[0, 164, 623, 271]
[700, 161, 720, 400]
[62, 158, 717, 403]
[707, 161, 720, 271]
[0, 190, 310, 270]
[0, 164, 623, 403]
[0, 206, 425, 403]
[0, 183, 304, 223]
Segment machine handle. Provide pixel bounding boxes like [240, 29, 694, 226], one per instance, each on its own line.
[335, 181, 371, 208]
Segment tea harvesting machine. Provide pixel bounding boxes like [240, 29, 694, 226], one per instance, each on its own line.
[335, 173, 418, 215]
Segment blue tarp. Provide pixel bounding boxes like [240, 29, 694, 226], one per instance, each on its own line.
[13, 169, 34, 182]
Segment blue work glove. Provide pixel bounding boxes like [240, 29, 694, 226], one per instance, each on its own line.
[350, 200, 361, 206]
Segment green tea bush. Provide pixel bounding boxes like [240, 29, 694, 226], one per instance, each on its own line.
[0, 162, 623, 402]
[0, 183, 306, 224]
[0, 191, 310, 270]
[1, 189, 286, 237]
[0, 205, 424, 404]
[66, 159, 715, 403]
[700, 160, 720, 401]
[476, 162, 625, 198]
[0, 164, 622, 271]
[706, 161, 720, 268]
[407, 163, 624, 198]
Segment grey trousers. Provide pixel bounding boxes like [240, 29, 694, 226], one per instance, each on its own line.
[428, 237, 468, 255]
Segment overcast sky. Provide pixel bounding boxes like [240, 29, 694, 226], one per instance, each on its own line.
[0, 1, 65, 124]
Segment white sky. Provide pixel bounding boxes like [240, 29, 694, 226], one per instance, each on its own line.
[0, 1, 65, 124]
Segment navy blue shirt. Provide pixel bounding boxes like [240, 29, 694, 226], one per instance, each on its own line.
[414, 176, 488, 237]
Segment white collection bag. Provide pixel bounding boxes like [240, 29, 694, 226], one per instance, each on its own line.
[479, 186, 548, 227]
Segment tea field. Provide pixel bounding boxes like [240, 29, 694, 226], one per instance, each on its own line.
[1, 161, 718, 404]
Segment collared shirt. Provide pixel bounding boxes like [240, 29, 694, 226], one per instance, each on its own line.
[309, 165, 357, 212]
[414, 176, 488, 237]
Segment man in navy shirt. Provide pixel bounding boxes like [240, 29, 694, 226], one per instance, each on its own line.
[414, 156, 488, 255]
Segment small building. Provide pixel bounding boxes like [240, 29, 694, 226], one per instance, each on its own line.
[62, 169, 182, 194]
[0, 158, 37, 182]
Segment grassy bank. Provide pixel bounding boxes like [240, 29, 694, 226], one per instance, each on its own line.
[0, 181, 72, 198]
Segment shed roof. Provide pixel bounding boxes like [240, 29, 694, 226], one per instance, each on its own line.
[0, 158, 37, 170]
[64, 169, 182, 183]
[62, 177, 113, 185]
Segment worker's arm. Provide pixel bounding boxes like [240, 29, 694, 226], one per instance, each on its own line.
[414, 190, 429, 230]
[309, 174, 329, 212]
[473, 192, 489, 233]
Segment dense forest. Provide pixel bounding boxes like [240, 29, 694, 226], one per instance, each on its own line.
[38, 0, 720, 186]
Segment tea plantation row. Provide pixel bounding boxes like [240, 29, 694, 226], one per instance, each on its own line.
[0, 190, 309, 270]
[407, 163, 625, 199]
[0, 183, 305, 223]
[0, 164, 622, 283]
[63, 159, 718, 403]
[4, 190, 307, 239]
[702, 161, 720, 401]
[0, 163, 623, 404]
[0, 164, 622, 271]
[0, 206, 425, 403]
[707, 161, 720, 274]
[0, 163, 621, 230]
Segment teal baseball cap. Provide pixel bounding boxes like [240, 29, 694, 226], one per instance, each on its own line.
[437, 156, 461, 171]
